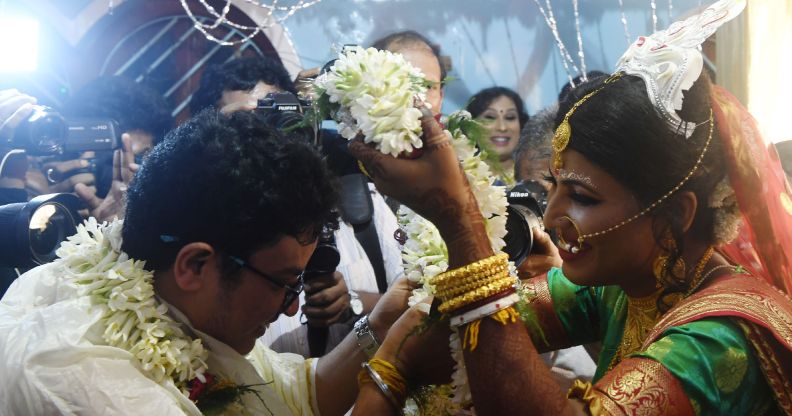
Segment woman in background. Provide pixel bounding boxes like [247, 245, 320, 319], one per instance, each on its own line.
[466, 86, 528, 186]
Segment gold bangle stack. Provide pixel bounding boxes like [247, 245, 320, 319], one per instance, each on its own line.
[432, 253, 515, 314]
[434, 264, 510, 300]
[432, 253, 509, 288]
[357, 358, 408, 413]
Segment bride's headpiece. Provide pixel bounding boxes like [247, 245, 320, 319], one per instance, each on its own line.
[615, 0, 746, 138]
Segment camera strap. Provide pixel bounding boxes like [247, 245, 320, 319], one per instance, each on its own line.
[339, 174, 388, 294]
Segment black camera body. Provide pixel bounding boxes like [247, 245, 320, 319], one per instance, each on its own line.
[10, 105, 120, 156]
[503, 180, 552, 266]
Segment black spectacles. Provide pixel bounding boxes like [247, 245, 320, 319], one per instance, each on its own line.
[228, 255, 304, 315]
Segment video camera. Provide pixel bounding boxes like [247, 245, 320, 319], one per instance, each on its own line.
[502, 180, 555, 266]
[9, 105, 121, 156]
[7, 105, 121, 185]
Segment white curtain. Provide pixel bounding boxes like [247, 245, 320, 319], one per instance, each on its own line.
[719, 1, 792, 144]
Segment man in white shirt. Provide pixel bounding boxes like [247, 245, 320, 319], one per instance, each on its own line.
[0, 109, 412, 415]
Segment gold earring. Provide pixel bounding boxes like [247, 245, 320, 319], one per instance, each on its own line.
[653, 231, 686, 286]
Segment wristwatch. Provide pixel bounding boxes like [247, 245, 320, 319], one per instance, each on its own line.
[353, 315, 380, 358]
[349, 290, 364, 316]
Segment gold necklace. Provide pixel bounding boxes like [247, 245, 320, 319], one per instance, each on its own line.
[609, 246, 715, 369]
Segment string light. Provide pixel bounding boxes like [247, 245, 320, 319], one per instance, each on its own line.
[179, 0, 323, 46]
[571, 0, 587, 81]
[618, 0, 632, 46]
[531, 0, 580, 87]
[650, 0, 659, 32]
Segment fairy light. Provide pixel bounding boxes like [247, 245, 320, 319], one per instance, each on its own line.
[571, 0, 587, 81]
[530, 0, 579, 87]
[618, 0, 632, 46]
[180, 0, 323, 46]
[650, 0, 659, 32]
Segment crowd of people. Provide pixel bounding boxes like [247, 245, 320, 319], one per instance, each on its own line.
[0, 0, 791, 414]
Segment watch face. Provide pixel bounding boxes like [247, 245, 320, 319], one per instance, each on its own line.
[351, 298, 364, 315]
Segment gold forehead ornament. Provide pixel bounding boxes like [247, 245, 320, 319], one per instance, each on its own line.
[552, 73, 623, 170]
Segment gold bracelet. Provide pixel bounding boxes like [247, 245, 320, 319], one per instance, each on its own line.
[359, 359, 407, 414]
[433, 263, 510, 295]
[435, 268, 511, 300]
[431, 253, 509, 287]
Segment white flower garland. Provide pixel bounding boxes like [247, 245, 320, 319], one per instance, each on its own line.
[55, 218, 209, 399]
[313, 45, 514, 413]
[313, 46, 428, 157]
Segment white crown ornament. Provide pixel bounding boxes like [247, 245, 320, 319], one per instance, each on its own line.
[615, 0, 746, 138]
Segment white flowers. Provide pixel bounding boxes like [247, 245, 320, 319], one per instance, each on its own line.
[56, 218, 209, 397]
[314, 46, 428, 157]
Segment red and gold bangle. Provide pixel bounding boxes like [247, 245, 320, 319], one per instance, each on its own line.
[439, 276, 517, 314]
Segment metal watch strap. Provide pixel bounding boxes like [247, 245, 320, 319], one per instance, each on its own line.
[354, 315, 380, 358]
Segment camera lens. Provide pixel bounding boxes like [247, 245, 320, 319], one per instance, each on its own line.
[0, 193, 80, 268]
[28, 202, 76, 264]
[503, 204, 543, 266]
[14, 106, 67, 155]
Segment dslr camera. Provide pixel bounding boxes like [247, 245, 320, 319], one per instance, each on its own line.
[502, 180, 554, 266]
[256, 92, 339, 278]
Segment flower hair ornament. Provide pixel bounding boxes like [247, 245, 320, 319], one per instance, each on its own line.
[551, 0, 745, 251]
[615, 0, 746, 138]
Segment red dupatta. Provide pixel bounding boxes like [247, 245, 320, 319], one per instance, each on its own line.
[713, 85, 792, 295]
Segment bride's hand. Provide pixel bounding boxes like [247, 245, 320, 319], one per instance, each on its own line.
[348, 108, 468, 230]
[349, 108, 494, 267]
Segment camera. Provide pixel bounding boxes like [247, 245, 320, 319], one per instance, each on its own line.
[303, 216, 341, 279]
[503, 180, 553, 266]
[10, 105, 121, 156]
[0, 193, 82, 268]
[257, 92, 318, 146]
[301, 214, 340, 357]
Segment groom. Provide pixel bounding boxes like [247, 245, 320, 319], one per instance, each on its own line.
[0, 109, 413, 415]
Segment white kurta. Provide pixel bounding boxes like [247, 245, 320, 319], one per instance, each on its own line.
[0, 261, 318, 415]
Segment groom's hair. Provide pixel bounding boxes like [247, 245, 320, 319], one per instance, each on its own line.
[121, 109, 338, 271]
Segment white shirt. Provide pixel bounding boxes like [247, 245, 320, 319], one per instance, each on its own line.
[0, 262, 318, 415]
[261, 184, 404, 356]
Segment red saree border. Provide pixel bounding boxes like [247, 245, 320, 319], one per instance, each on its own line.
[642, 275, 792, 415]
[568, 357, 694, 415]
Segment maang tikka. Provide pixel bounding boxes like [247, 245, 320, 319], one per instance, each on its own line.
[552, 73, 623, 171]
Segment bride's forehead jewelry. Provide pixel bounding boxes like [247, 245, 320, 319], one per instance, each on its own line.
[551, 73, 622, 171]
[556, 169, 597, 189]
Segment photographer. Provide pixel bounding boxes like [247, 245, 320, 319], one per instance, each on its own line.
[26, 76, 172, 221]
[192, 57, 405, 357]
[0, 88, 139, 295]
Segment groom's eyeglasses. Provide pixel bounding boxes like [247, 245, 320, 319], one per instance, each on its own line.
[228, 255, 304, 315]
